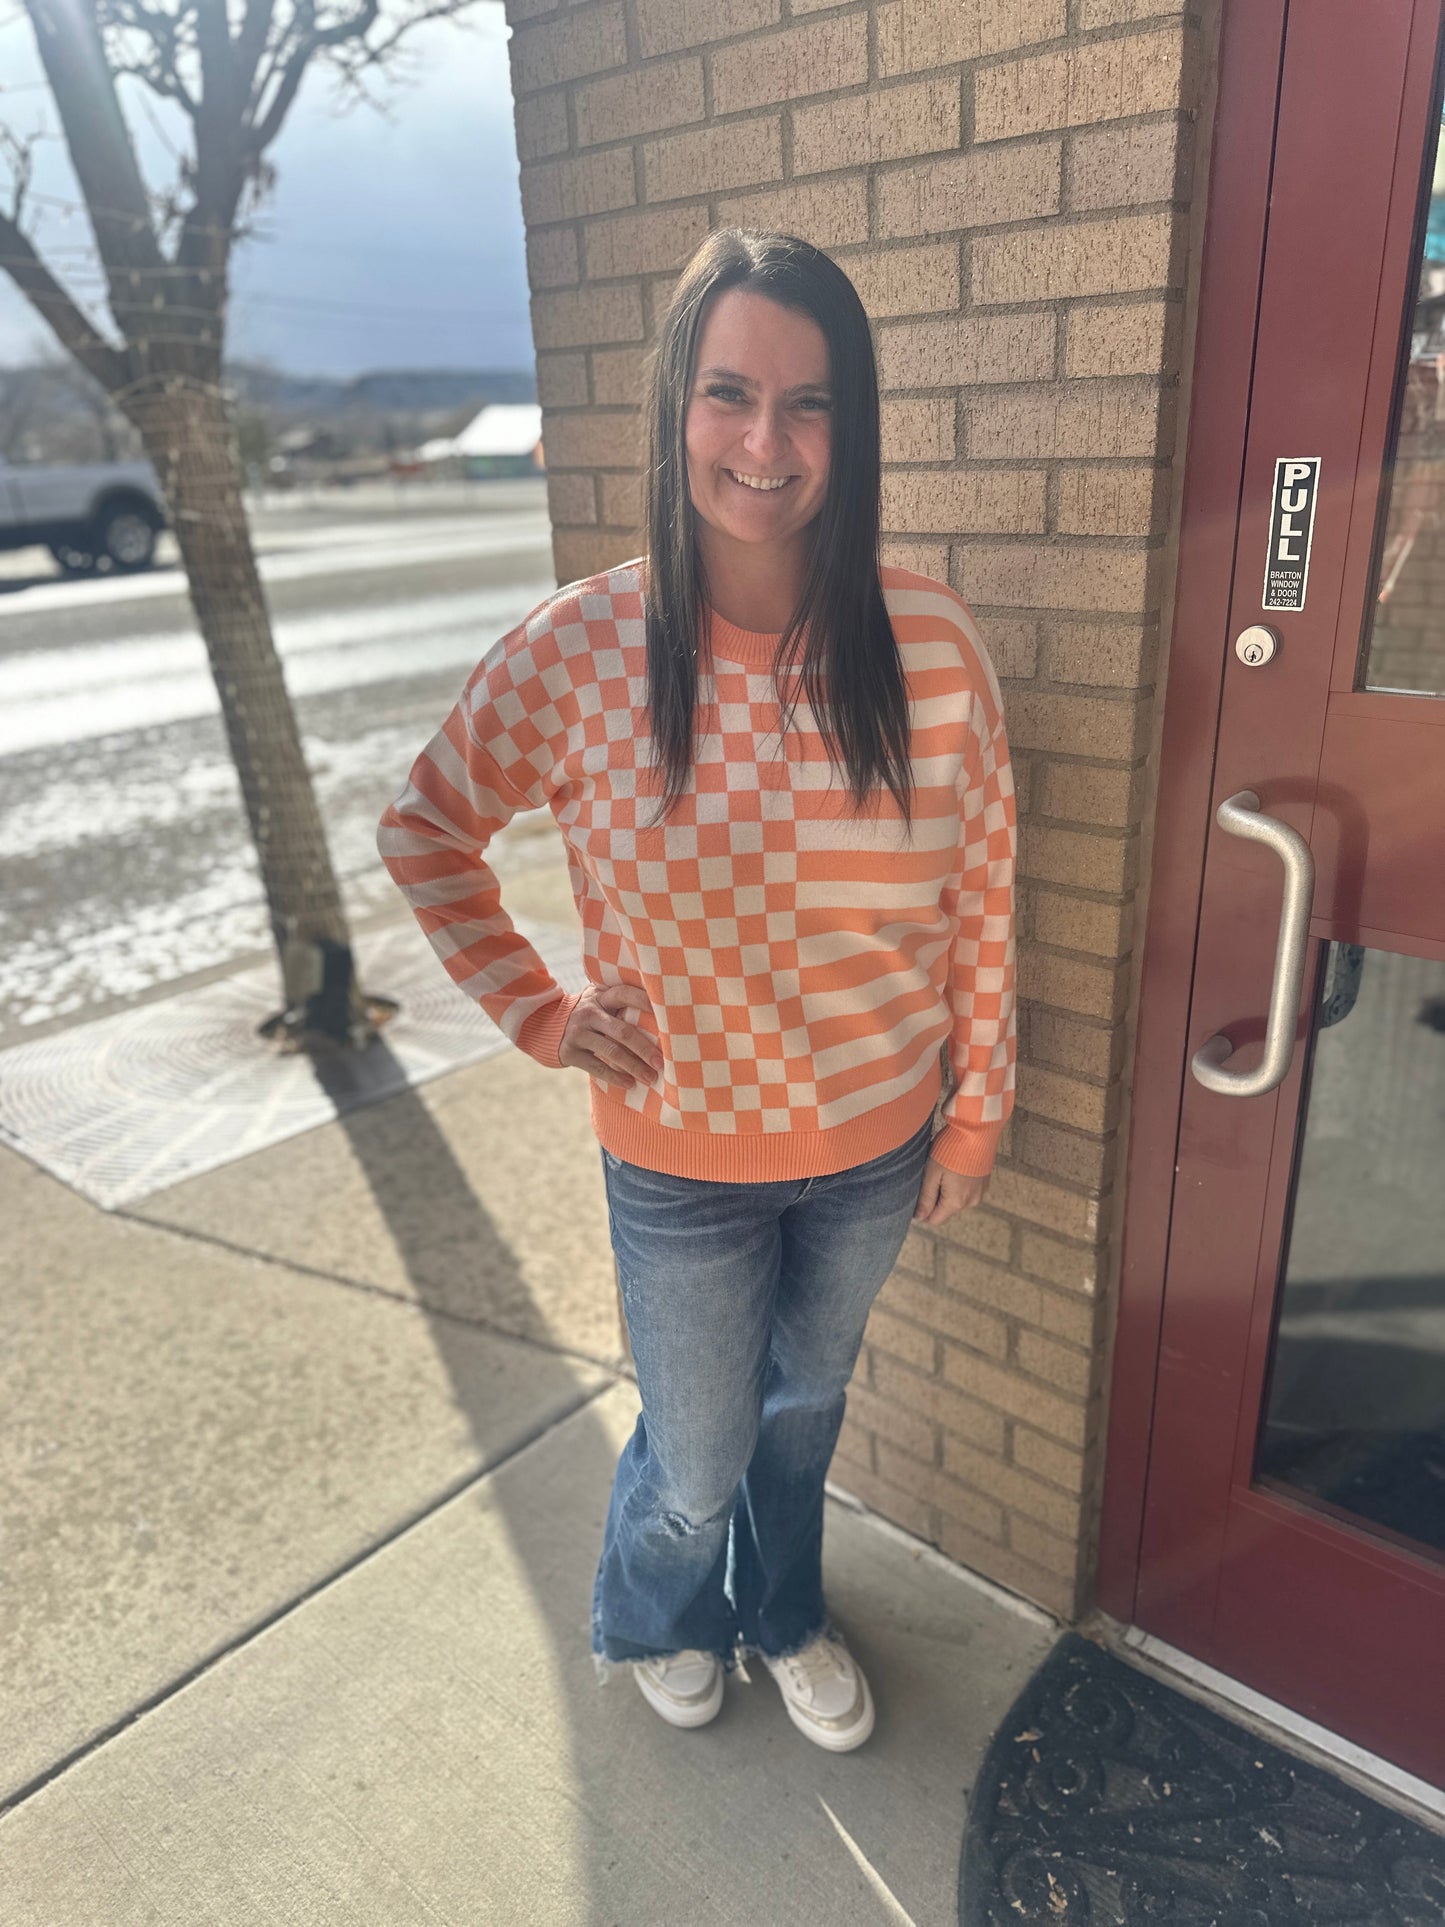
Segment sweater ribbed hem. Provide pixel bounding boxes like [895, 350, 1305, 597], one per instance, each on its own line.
[589, 1060, 942, 1182]
[927, 1118, 1004, 1179]
[514, 991, 582, 1070]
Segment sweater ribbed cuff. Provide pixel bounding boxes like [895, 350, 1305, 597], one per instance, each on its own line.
[927, 1117, 1004, 1179]
[514, 991, 583, 1069]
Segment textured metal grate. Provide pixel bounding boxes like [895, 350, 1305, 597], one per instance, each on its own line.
[0, 917, 586, 1210]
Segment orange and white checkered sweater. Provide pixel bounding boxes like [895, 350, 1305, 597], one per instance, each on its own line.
[376, 561, 1016, 1182]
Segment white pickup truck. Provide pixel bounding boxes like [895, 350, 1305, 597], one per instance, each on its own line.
[0, 458, 168, 573]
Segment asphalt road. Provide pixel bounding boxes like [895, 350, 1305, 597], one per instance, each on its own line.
[0, 480, 567, 1042]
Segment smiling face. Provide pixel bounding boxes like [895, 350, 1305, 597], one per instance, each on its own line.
[683, 286, 833, 582]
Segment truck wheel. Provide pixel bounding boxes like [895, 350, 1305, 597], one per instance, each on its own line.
[49, 542, 98, 576]
[95, 504, 158, 572]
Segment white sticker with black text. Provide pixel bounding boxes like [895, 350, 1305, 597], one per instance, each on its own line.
[1262, 457, 1321, 612]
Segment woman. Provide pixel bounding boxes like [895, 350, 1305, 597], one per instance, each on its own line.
[377, 229, 1016, 1753]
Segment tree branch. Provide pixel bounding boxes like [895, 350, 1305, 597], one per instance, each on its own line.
[0, 209, 128, 391]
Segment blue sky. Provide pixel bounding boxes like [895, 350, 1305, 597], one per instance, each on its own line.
[0, 4, 534, 376]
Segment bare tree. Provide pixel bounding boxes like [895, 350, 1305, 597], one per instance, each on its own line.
[0, 1, 478, 1048]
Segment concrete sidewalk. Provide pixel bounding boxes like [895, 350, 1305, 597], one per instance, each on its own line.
[0, 945, 1058, 1925]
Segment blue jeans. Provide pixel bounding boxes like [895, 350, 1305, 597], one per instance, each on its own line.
[591, 1115, 935, 1674]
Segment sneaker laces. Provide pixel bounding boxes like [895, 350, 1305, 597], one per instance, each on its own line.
[780, 1635, 847, 1699]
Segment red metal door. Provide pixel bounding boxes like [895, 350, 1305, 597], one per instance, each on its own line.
[1103, 0, 1445, 1787]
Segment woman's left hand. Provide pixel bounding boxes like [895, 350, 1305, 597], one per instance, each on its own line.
[912, 1156, 989, 1226]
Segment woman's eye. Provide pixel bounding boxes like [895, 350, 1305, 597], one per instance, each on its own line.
[796, 396, 832, 413]
[704, 384, 746, 404]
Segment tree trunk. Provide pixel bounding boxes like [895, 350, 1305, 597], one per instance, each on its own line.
[124, 372, 375, 1047]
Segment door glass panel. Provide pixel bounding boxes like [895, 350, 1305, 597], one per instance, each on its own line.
[1255, 944, 1445, 1556]
[1360, 94, 1445, 695]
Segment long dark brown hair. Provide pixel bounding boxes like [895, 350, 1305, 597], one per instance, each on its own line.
[642, 228, 912, 828]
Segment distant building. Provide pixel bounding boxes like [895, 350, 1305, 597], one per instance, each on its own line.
[409, 403, 544, 478]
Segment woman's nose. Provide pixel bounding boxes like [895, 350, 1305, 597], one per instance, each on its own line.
[742, 406, 789, 462]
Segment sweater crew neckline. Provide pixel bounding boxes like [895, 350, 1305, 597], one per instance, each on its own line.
[704, 606, 783, 668]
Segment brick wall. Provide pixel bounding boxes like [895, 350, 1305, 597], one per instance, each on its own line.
[506, 0, 1215, 1621]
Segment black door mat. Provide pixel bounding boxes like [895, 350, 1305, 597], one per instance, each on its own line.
[959, 1632, 1445, 1925]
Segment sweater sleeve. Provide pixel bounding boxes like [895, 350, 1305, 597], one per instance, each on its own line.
[929, 703, 1018, 1178]
[374, 617, 582, 1068]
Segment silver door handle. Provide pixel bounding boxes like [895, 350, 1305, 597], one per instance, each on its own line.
[1190, 789, 1315, 1097]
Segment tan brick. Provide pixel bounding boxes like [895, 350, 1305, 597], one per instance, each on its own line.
[1066, 299, 1178, 379]
[711, 14, 867, 116]
[642, 116, 782, 203]
[543, 408, 641, 468]
[1012, 1425, 1089, 1493]
[514, 89, 569, 164]
[1021, 821, 1133, 891]
[536, 351, 590, 408]
[1030, 890, 1133, 962]
[521, 148, 636, 225]
[834, 1417, 875, 1475]
[1070, 117, 1187, 213]
[977, 617, 1039, 681]
[1017, 1230, 1103, 1297]
[877, 1442, 1006, 1541]
[877, 0, 1067, 77]
[547, 470, 597, 526]
[976, 27, 1189, 141]
[714, 176, 870, 248]
[845, 1380, 938, 1464]
[553, 526, 636, 583]
[881, 539, 950, 579]
[985, 1167, 1101, 1242]
[936, 1511, 1077, 1616]
[878, 316, 1055, 398]
[830, 1462, 935, 1539]
[969, 383, 1167, 462]
[533, 283, 644, 351]
[1056, 467, 1162, 541]
[583, 204, 710, 280]
[897, 1227, 938, 1280]
[939, 1433, 1084, 1537]
[836, 243, 960, 320]
[873, 1355, 1008, 1454]
[1079, 0, 1189, 31]
[792, 78, 960, 177]
[878, 1270, 1010, 1360]
[954, 542, 1150, 617]
[880, 398, 955, 465]
[1026, 1008, 1122, 1084]
[1008, 1511, 1081, 1579]
[1037, 760, 1141, 828]
[934, 1202, 1014, 1261]
[599, 470, 641, 528]
[867, 1302, 937, 1374]
[574, 58, 704, 148]
[1011, 1117, 1113, 1191]
[511, 4, 626, 95]
[635, 0, 779, 58]
[941, 1342, 1088, 1445]
[1004, 691, 1147, 760]
[883, 470, 1046, 538]
[974, 211, 1178, 304]
[503, 0, 557, 23]
[526, 226, 580, 291]
[878, 312, 1055, 391]
[960, 1264, 1096, 1348]
[591, 345, 647, 406]
[1017, 1061, 1119, 1132]
[1018, 947, 1129, 1023]
[876, 140, 1060, 242]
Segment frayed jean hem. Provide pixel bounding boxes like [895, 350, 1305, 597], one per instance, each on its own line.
[590, 1612, 836, 1686]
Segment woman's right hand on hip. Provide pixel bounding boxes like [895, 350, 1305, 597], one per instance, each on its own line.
[559, 982, 664, 1089]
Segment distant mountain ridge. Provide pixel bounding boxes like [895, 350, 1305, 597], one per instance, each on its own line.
[225, 363, 537, 416]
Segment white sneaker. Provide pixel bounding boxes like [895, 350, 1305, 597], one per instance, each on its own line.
[761, 1629, 875, 1752]
[632, 1649, 724, 1728]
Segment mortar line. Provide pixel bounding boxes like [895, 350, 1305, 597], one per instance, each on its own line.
[0, 1376, 619, 1823]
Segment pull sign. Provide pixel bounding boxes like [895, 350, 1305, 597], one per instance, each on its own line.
[1262, 457, 1321, 611]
